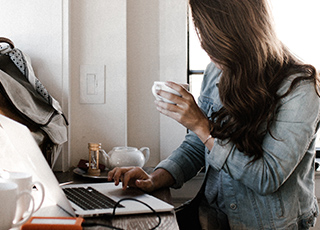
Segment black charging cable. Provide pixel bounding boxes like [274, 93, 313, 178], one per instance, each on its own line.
[82, 221, 123, 230]
[82, 197, 162, 230]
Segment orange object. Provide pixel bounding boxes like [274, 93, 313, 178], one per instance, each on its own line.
[21, 217, 84, 230]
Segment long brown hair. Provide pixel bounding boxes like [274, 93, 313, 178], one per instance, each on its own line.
[189, 0, 319, 162]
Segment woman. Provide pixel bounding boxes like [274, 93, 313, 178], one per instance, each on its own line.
[108, 0, 320, 229]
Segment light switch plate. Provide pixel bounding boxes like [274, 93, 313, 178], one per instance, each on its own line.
[80, 65, 105, 104]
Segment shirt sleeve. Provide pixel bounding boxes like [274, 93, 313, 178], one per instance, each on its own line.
[156, 130, 206, 188]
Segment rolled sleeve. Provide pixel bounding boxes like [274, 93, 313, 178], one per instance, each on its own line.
[155, 159, 186, 188]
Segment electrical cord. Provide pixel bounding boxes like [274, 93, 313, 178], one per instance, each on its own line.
[81, 197, 162, 230]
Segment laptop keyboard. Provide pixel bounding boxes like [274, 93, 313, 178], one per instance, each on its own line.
[63, 187, 124, 210]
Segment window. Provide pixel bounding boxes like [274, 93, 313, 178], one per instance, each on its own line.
[271, 0, 320, 70]
[187, 1, 320, 102]
[187, 9, 210, 102]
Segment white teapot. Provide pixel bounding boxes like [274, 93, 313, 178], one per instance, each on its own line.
[101, 146, 150, 169]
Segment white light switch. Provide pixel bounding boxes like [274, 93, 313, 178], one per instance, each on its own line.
[80, 65, 105, 104]
[86, 74, 96, 95]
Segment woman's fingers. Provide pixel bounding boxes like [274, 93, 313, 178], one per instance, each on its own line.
[121, 167, 148, 189]
[154, 81, 190, 105]
[165, 81, 189, 97]
[108, 167, 131, 185]
[107, 167, 152, 191]
[135, 178, 155, 193]
[154, 81, 207, 132]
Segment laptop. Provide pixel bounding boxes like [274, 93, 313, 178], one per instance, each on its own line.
[0, 115, 174, 217]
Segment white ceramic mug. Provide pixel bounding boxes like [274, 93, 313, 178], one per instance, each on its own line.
[1, 171, 44, 221]
[0, 181, 34, 230]
[152, 81, 188, 104]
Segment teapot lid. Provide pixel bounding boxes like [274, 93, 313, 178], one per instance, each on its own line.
[113, 146, 137, 151]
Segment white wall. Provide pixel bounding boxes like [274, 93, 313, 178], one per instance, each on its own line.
[69, 0, 128, 167]
[127, 0, 161, 166]
[0, 0, 67, 111]
[127, 0, 188, 163]
[0, 0, 70, 169]
[159, 1, 188, 160]
[0, 0, 188, 170]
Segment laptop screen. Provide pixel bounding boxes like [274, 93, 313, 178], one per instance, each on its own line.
[0, 115, 75, 216]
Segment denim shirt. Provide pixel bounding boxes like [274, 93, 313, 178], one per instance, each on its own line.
[156, 62, 320, 229]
